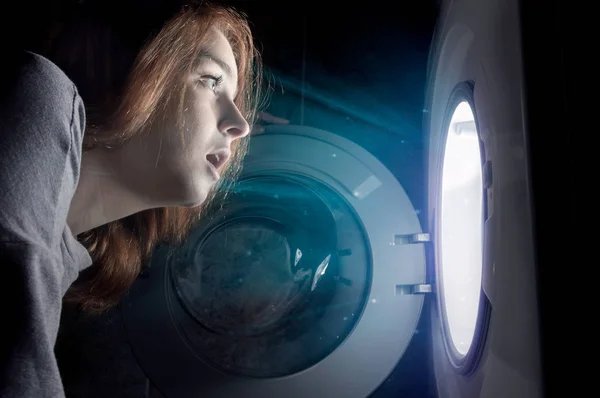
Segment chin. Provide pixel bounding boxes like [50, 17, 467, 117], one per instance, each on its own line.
[179, 201, 199, 209]
[179, 192, 209, 208]
[178, 182, 213, 208]
[167, 170, 215, 208]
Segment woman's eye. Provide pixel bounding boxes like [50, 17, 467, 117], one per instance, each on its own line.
[200, 75, 223, 92]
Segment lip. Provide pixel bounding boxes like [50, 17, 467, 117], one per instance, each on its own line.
[206, 159, 220, 180]
[205, 148, 231, 180]
[207, 149, 231, 168]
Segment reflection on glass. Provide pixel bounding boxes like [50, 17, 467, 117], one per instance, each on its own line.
[440, 101, 484, 356]
[311, 254, 331, 292]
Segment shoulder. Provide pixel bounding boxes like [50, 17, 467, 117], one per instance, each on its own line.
[0, 51, 86, 244]
[2, 51, 81, 118]
[6, 51, 73, 89]
[0, 50, 85, 144]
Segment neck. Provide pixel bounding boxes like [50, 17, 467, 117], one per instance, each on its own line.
[67, 147, 153, 236]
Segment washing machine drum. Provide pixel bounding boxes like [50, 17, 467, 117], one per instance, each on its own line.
[122, 125, 428, 398]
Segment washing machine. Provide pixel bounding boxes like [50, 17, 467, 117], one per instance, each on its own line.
[121, 0, 544, 396]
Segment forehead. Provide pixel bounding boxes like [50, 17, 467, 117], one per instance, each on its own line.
[201, 29, 238, 79]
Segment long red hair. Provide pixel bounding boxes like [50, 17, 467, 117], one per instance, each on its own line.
[44, 1, 264, 313]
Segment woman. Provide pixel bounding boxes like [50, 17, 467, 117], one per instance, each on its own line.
[0, 2, 271, 396]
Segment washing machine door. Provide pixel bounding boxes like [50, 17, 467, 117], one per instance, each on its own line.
[122, 124, 430, 398]
[424, 0, 544, 396]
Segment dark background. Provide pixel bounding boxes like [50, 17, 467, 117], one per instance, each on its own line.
[9, 0, 438, 138]
[7, 1, 440, 397]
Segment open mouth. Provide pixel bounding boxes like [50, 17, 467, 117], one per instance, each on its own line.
[206, 150, 230, 171]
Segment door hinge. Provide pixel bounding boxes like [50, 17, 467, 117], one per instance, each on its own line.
[392, 233, 431, 245]
[395, 284, 433, 295]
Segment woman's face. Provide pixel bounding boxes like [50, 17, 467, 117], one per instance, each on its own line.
[127, 28, 250, 208]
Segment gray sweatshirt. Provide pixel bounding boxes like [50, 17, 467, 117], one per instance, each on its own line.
[0, 51, 93, 397]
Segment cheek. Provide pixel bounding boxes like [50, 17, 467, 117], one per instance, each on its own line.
[182, 95, 216, 147]
[175, 118, 208, 165]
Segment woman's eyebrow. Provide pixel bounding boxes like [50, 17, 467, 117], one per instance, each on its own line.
[196, 50, 233, 78]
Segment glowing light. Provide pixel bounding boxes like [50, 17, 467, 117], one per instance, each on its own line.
[440, 101, 483, 356]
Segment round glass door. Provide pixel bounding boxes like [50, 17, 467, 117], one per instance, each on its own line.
[170, 174, 371, 378]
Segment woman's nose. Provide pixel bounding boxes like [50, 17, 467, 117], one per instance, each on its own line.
[218, 104, 250, 139]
